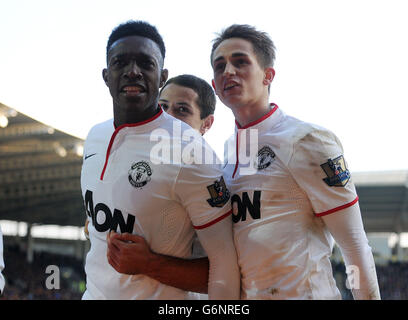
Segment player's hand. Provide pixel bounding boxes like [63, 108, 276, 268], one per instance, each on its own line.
[106, 231, 154, 275]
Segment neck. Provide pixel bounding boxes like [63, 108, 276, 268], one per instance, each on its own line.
[232, 97, 271, 128]
[113, 103, 160, 128]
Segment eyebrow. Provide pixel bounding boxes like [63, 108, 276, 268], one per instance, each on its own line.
[176, 102, 191, 107]
[159, 99, 191, 107]
[213, 52, 249, 64]
[108, 53, 127, 65]
[109, 52, 157, 64]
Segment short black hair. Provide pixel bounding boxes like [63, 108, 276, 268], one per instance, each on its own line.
[106, 20, 166, 65]
[211, 24, 276, 68]
[160, 74, 216, 119]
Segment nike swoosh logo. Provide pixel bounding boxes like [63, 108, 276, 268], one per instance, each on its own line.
[84, 153, 97, 160]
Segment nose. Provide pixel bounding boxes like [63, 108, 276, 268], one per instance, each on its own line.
[224, 62, 236, 76]
[125, 62, 142, 80]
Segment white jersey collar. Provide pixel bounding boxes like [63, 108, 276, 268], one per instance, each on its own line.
[113, 105, 165, 133]
[234, 103, 283, 133]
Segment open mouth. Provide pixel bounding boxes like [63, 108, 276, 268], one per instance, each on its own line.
[224, 82, 239, 91]
[121, 85, 146, 96]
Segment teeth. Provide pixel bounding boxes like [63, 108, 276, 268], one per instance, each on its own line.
[125, 86, 141, 91]
[225, 84, 237, 90]
[124, 86, 144, 93]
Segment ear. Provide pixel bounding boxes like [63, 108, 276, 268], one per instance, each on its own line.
[263, 67, 275, 86]
[160, 69, 169, 88]
[200, 114, 214, 136]
[211, 79, 219, 96]
[102, 68, 108, 86]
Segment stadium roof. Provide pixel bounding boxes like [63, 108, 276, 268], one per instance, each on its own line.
[1, 102, 408, 232]
[353, 171, 408, 233]
[0, 102, 85, 227]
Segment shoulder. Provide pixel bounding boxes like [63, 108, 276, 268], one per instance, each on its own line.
[288, 117, 340, 150]
[82, 119, 114, 156]
[176, 119, 219, 162]
[85, 119, 114, 142]
[155, 114, 223, 175]
[178, 130, 223, 177]
[276, 112, 338, 142]
[284, 117, 345, 169]
[269, 114, 340, 164]
[155, 113, 206, 147]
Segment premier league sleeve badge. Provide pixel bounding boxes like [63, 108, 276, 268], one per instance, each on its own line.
[320, 155, 351, 187]
[206, 177, 230, 207]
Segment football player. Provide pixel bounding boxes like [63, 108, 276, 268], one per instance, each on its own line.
[81, 21, 239, 300]
[209, 24, 380, 299]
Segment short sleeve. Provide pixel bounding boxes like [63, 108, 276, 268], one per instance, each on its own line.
[288, 128, 358, 217]
[174, 147, 232, 229]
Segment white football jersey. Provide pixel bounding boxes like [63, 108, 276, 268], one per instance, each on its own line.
[0, 226, 5, 294]
[224, 104, 358, 300]
[81, 108, 230, 300]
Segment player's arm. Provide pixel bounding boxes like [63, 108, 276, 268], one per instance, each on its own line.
[322, 203, 381, 300]
[171, 138, 240, 299]
[193, 213, 241, 299]
[107, 218, 241, 299]
[107, 217, 241, 298]
[107, 232, 209, 293]
[288, 128, 380, 300]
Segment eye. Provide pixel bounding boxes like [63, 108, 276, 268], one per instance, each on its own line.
[110, 58, 125, 67]
[176, 106, 191, 116]
[160, 103, 168, 110]
[141, 59, 155, 69]
[235, 58, 248, 67]
[214, 62, 225, 73]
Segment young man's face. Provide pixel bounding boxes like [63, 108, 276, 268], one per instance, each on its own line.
[212, 38, 270, 110]
[103, 35, 167, 119]
[159, 83, 213, 135]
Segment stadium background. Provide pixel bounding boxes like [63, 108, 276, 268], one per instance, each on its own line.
[1, 103, 407, 300]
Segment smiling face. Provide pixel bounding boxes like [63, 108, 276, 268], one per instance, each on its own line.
[103, 35, 168, 126]
[212, 38, 273, 112]
[159, 83, 213, 135]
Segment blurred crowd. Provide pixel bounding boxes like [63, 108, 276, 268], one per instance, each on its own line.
[1, 244, 85, 300]
[332, 260, 408, 300]
[374, 262, 408, 299]
[1, 242, 408, 300]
